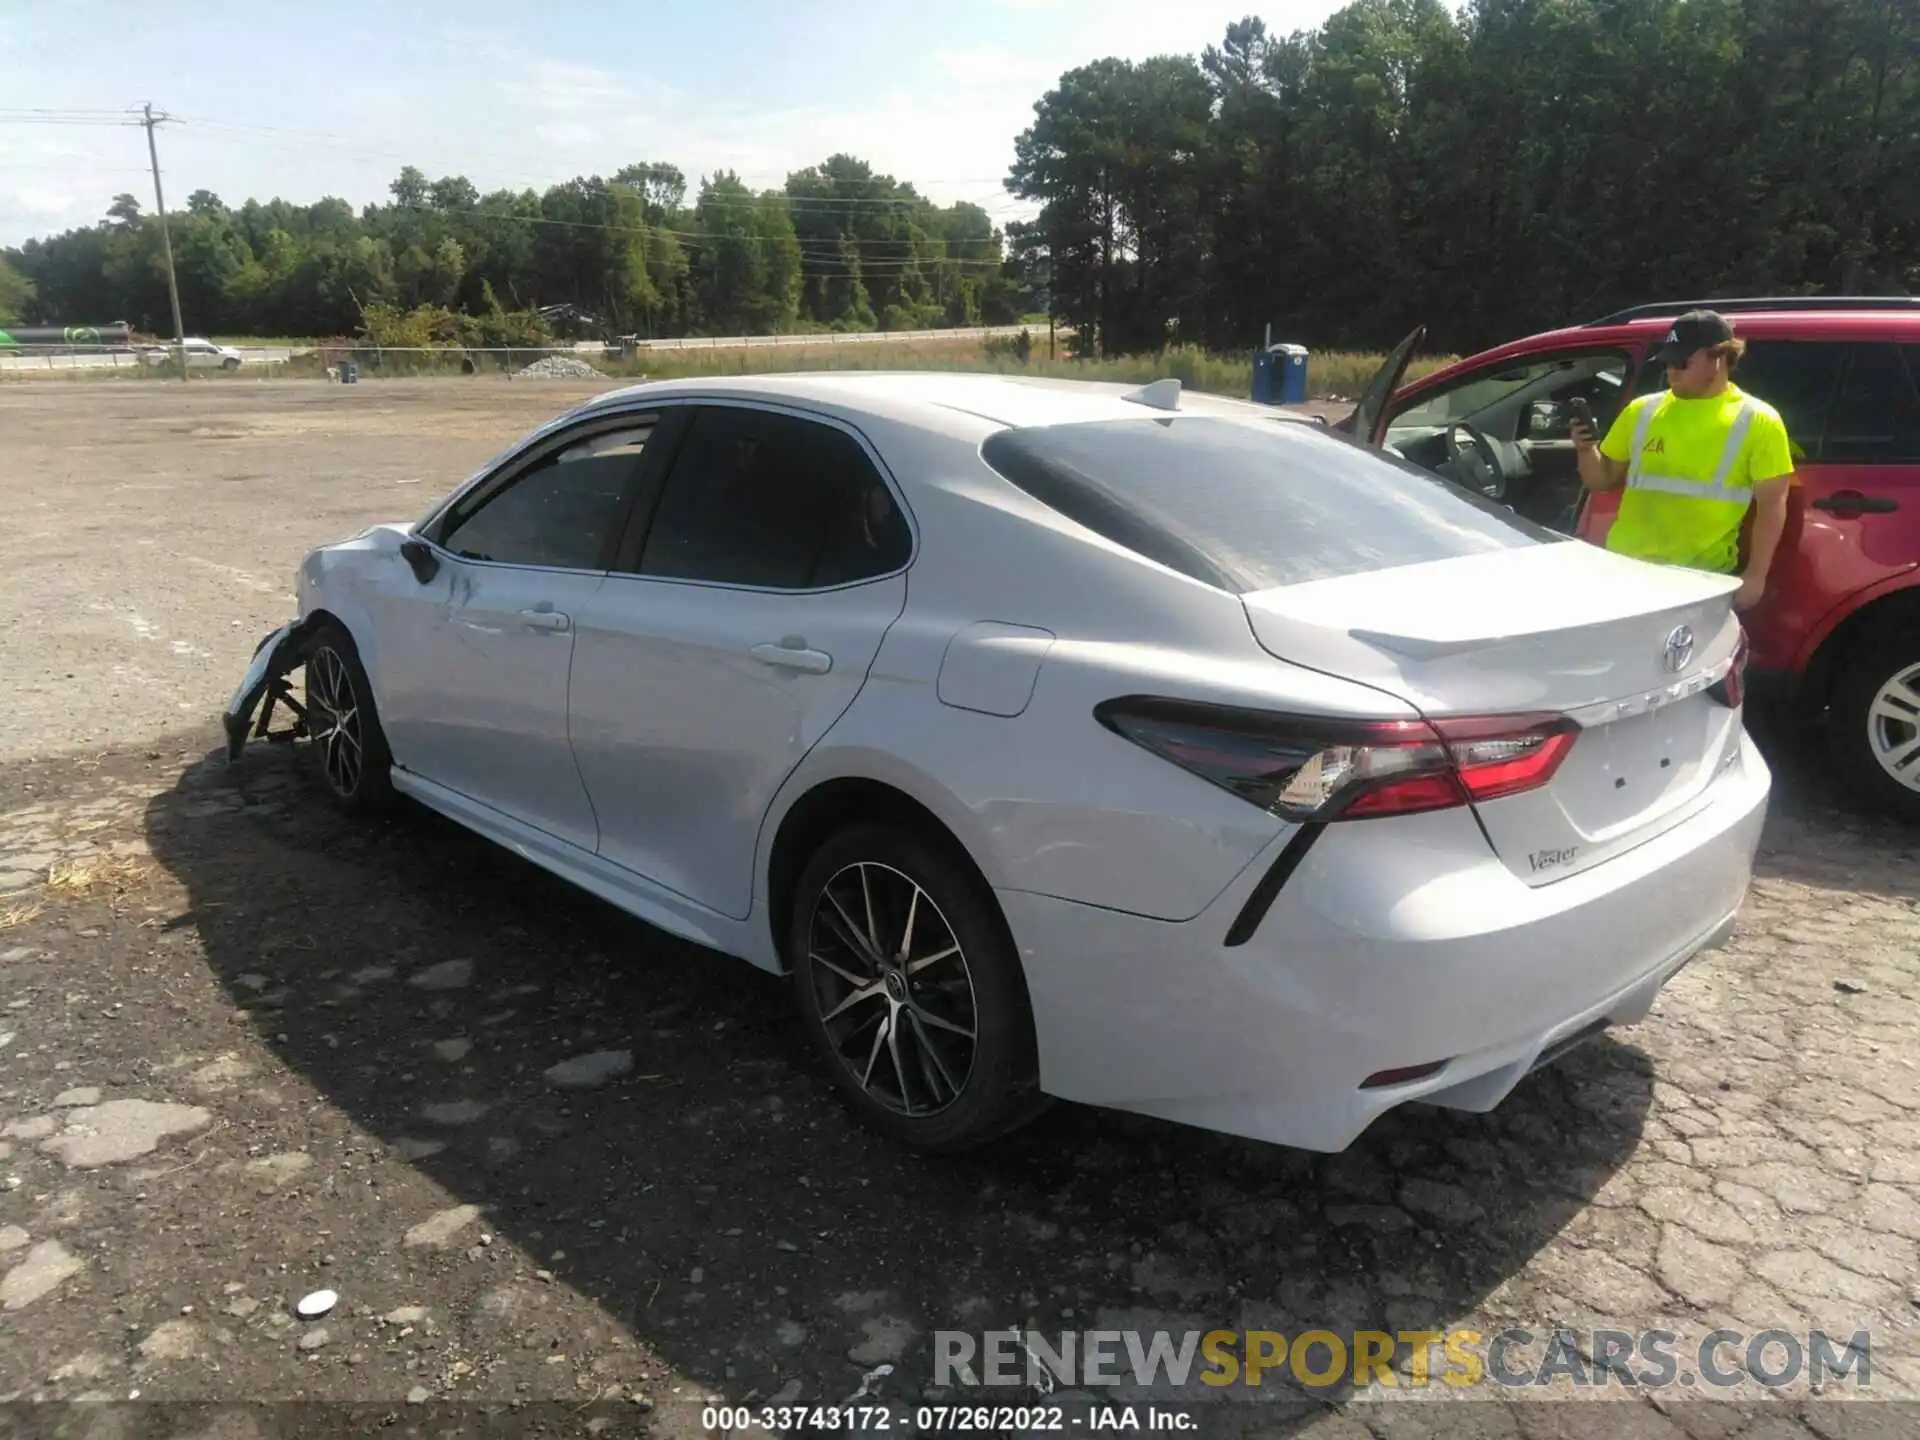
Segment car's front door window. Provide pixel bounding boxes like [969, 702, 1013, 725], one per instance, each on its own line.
[436, 420, 655, 571]
[1383, 351, 1628, 532]
[1388, 352, 1630, 448]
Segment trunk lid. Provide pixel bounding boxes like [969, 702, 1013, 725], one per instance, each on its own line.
[1242, 541, 1747, 882]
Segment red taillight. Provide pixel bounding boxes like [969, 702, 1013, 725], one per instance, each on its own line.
[1710, 628, 1750, 709]
[1342, 770, 1466, 818]
[1432, 715, 1581, 803]
[1095, 698, 1579, 822]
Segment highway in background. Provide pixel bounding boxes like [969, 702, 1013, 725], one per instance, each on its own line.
[0, 323, 1052, 373]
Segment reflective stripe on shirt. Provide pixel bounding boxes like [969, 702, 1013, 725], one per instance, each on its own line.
[1626, 395, 1759, 504]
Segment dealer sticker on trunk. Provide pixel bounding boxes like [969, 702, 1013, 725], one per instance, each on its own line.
[1529, 846, 1580, 875]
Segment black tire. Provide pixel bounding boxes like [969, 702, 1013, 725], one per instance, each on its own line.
[1827, 626, 1920, 822]
[222, 357, 240, 371]
[787, 823, 1046, 1152]
[302, 621, 395, 817]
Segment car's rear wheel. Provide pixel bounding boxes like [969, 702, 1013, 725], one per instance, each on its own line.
[787, 824, 1045, 1152]
[303, 622, 395, 817]
[1828, 626, 1920, 821]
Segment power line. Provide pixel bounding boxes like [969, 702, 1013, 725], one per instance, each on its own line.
[2, 101, 1020, 291]
[376, 199, 1011, 267]
[0, 107, 143, 120]
[0, 116, 146, 127]
[0, 163, 149, 173]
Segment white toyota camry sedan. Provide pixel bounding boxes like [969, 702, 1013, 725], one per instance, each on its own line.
[225, 371, 1770, 1154]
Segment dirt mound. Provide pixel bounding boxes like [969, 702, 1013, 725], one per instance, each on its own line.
[514, 355, 605, 380]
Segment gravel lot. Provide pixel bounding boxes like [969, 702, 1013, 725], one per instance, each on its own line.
[0, 379, 1916, 1438]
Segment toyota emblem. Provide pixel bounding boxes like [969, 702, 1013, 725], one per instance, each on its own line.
[1662, 624, 1695, 673]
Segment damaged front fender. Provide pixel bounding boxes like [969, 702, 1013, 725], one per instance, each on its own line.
[223, 617, 321, 762]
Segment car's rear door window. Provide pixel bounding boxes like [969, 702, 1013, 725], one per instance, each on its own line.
[1825, 344, 1920, 464]
[979, 415, 1559, 593]
[630, 405, 911, 589]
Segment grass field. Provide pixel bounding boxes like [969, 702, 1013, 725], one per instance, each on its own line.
[384, 334, 1455, 401]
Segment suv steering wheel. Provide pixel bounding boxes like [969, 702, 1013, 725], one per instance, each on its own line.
[1445, 422, 1518, 501]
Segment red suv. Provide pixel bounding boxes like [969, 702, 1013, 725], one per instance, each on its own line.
[1338, 297, 1920, 818]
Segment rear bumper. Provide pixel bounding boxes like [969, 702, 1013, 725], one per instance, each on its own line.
[999, 728, 1771, 1152]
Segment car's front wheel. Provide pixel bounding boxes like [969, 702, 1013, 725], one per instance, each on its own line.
[1828, 626, 1920, 821]
[303, 622, 395, 817]
[788, 824, 1045, 1152]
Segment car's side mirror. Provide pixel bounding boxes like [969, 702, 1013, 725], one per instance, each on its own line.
[1526, 400, 1566, 438]
[400, 537, 440, 584]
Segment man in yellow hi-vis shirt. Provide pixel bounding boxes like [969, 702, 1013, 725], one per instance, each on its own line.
[1572, 309, 1794, 612]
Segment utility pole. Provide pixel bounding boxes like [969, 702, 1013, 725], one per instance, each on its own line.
[140, 103, 188, 380]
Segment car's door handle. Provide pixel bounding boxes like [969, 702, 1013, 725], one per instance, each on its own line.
[751, 639, 832, 674]
[520, 607, 571, 632]
[1813, 492, 1899, 515]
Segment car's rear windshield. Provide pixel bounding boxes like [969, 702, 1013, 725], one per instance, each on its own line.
[979, 414, 1561, 592]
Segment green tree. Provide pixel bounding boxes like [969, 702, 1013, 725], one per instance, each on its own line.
[0, 253, 35, 325]
[1008, 54, 1214, 353]
[614, 163, 687, 225]
[690, 172, 801, 334]
[23, 12, 1914, 356]
[533, 176, 658, 334]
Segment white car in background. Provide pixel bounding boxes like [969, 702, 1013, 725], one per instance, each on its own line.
[225, 372, 1770, 1154]
[139, 336, 243, 369]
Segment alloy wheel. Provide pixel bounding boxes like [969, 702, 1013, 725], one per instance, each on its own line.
[307, 645, 364, 799]
[804, 861, 979, 1116]
[1866, 661, 1920, 794]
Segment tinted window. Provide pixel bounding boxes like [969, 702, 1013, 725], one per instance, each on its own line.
[635, 407, 911, 588]
[439, 422, 651, 570]
[979, 416, 1558, 593]
[1630, 339, 1852, 462]
[1825, 345, 1920, 463]
[1729, 341, 1848, 461]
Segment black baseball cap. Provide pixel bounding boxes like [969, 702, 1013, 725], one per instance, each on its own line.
[1658, 309, 1736, 366]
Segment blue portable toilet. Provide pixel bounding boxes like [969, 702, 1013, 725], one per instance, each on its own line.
[1250, 340, 1309, 405]
[1250, 344, 1276, 404]
[1274, 343, 1308, 404]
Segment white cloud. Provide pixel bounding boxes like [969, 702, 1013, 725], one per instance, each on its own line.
[932, 43, 1063, 90]
[420, 0, 1352, 213]
[0, 0, 1374, 245]
[503, 58, 632, 115]
[16, 187, 83, 217]
[3, 186, 95, 240]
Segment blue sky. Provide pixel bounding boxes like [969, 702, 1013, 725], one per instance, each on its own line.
[0, 0, 1363, 247]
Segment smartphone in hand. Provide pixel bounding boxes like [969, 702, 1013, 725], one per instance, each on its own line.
[1568, 397, 1598, 446]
